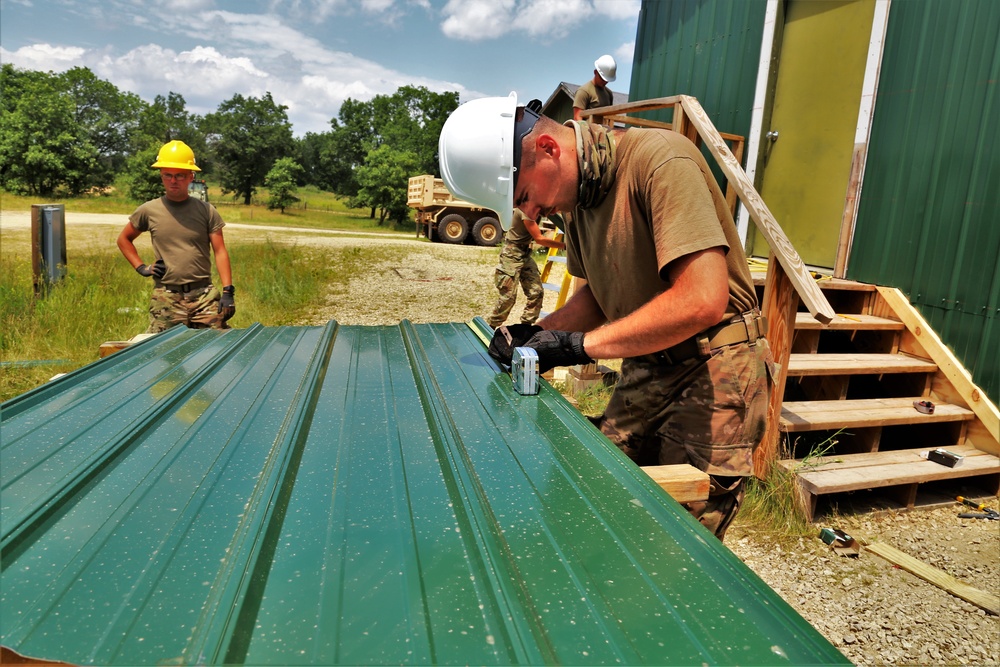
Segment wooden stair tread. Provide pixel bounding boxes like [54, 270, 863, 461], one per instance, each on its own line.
[776, 444, 1000, 495]
[780, 397, 975, 432]
[787, 353, 937, 376]
[795, 312, 904, 331]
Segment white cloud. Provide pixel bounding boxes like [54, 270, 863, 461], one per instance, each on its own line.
[1, 44, 87, 71]
[615, 40, 635, 66]
[439, 0, 637, 41]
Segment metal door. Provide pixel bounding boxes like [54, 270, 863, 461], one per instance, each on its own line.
[751, 0, 876, 269]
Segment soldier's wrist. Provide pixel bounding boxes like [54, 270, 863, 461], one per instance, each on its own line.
[222, 285, 235, 295]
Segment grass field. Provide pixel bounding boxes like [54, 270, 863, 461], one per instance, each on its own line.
[0, 182, 414, 234]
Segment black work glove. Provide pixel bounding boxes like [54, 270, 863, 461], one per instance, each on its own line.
[523, 330, 592, 373]
[488, 323, 542, 368]
[218, 286, 236, 321]
[136, 259, 166, 279]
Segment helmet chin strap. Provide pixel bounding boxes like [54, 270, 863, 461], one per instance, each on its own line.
[512, 101, 542, 194]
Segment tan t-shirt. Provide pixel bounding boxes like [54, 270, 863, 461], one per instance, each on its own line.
[129, 196, 225, 286]
[566, 129, 757, 324]
[573, 80, 613, 111]
[504, 209, 531, 245]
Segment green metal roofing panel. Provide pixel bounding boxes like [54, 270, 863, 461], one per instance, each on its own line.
[848, 0, 999, 401]
[2, 321, 847, 665]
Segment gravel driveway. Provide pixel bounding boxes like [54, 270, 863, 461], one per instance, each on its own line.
[3, 210, 997, 665]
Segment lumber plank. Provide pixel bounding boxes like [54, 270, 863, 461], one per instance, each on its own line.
[795, 312, 904, 331]
[787, 353, 937, 376]
[788, 455, 1000, 495]
[678, 95, 835, 324]
[780, 397, 974, 432]
[863, 541, 1000, 615]
[641, 464, 710, 503]
[776, 443, 992, 474]
[876, 286, 1000, 445]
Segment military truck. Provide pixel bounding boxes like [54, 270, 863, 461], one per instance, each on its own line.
[407, 175, 502, 246]
[188, 179, 209, 202]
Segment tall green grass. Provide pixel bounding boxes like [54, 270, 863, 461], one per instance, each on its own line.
[0, 238, 368, 402]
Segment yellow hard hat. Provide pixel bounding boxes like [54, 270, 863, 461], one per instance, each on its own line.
[151, 140, 201, 171]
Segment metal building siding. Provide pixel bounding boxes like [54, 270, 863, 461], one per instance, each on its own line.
[1, 322, 847, 666]
[848, 0, 1000, 401]
[631, 0, 766, 137]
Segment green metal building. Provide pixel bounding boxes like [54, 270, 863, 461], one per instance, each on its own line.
[629, 0, 998, 401]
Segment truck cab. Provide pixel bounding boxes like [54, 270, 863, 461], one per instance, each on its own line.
[188, 180, 209, 202]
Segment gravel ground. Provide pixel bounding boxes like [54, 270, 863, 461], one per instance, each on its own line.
[4, 212, 998, 665]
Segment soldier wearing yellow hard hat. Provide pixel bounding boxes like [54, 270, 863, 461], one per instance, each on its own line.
[116, 140, 237, 333]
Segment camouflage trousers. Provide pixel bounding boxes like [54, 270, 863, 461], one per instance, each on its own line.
[598, 339, 773, 540]
[487, 242, 544, 328]
[146, 286, 229, 334]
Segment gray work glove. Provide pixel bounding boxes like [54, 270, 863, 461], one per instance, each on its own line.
[523, 330, 592, 373]
[218, 286, 236, 322]
[488, 323, 542, 368]
[136, 259, 166, 279]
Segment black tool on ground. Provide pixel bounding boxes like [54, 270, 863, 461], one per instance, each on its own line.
[818, 527, 860, 557]
[958, 512, 999, 521]
[926, 448, 963, 467]
[955, 496, 1000, 521]
[913, 399, 935, 414]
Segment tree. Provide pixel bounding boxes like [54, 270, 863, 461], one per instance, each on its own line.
[264, 157, 304, 213]
[122, 144, 166, 203]
[203, 92, 294, 205]
[59, 67, 145, 189]
[354, 145, 418, 224]
[0, 69, 100, 196]
[136, 92, 207, 166]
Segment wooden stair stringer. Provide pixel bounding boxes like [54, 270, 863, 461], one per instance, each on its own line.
[771, 280, 999, 520]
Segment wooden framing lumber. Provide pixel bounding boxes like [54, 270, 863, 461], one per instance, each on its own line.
[779, 397, 974, 432]
[641, 464, 710, 503]
[876, 287, 999, 452]
[863, 541, 1000, 615]
[786, 353, 938, 376]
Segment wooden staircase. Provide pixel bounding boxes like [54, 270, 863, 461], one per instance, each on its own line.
[753, 275, 1000, 520]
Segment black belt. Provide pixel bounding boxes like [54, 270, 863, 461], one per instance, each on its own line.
[642, 312, 767, 365]
[159, 278, 211, 293]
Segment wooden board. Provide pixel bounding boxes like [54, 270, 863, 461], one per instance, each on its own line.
[641, 464, 710, 503]
[863, 541, 1000, 615]
[779, 448, 1000, 495]
[780, 397, 974, 431]
[876, 286, 1000, 445]
[787, 353, 937, 376]
[794, 312, 904, 331]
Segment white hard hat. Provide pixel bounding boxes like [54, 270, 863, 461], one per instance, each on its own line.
[595, 54, 617, 83]
[438, 92, 540, 231]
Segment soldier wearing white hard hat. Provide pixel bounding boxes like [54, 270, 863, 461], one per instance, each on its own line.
[438, 92, 773, 541]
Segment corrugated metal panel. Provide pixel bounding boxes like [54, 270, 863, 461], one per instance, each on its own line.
[1, 321, 847, 666]
[848, 0, 999, 401]
[631, 0, 766, 137]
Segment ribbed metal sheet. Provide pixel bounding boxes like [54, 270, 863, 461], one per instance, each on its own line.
[630, 0, 766, 137]
[848, 0, 999, 401]
[2, 321, 846, 665]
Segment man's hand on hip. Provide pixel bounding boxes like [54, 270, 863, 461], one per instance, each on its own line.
[488, 323, 542, 368]
[136, 259, 166, 279]
[523, 330, 592, 373]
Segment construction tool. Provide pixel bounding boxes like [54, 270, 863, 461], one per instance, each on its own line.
[955, 496, 1000, 521]
[913, 399, 935, 414]
[511, 347, 539, 395]
[958, 512, 999, 521]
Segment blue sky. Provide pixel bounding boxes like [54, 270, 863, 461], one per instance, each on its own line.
[0, 0, 640, 136]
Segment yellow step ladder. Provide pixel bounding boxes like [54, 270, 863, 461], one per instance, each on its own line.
[539, 232, 571, 315]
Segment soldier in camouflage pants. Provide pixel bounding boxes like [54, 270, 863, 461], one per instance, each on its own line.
[599, 339, 773, 538]
[487, 209, 564, 329]
[487, 241, 544, 328]
[147, 286, 230, 333]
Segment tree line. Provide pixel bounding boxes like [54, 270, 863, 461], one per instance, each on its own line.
[0, 64, 459, 222]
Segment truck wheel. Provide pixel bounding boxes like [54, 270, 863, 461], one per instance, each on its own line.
[472, 216, 501, 246]
[438, 214, 469, 244]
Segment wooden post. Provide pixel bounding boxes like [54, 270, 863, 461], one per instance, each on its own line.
[756, 254, 799, 478]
